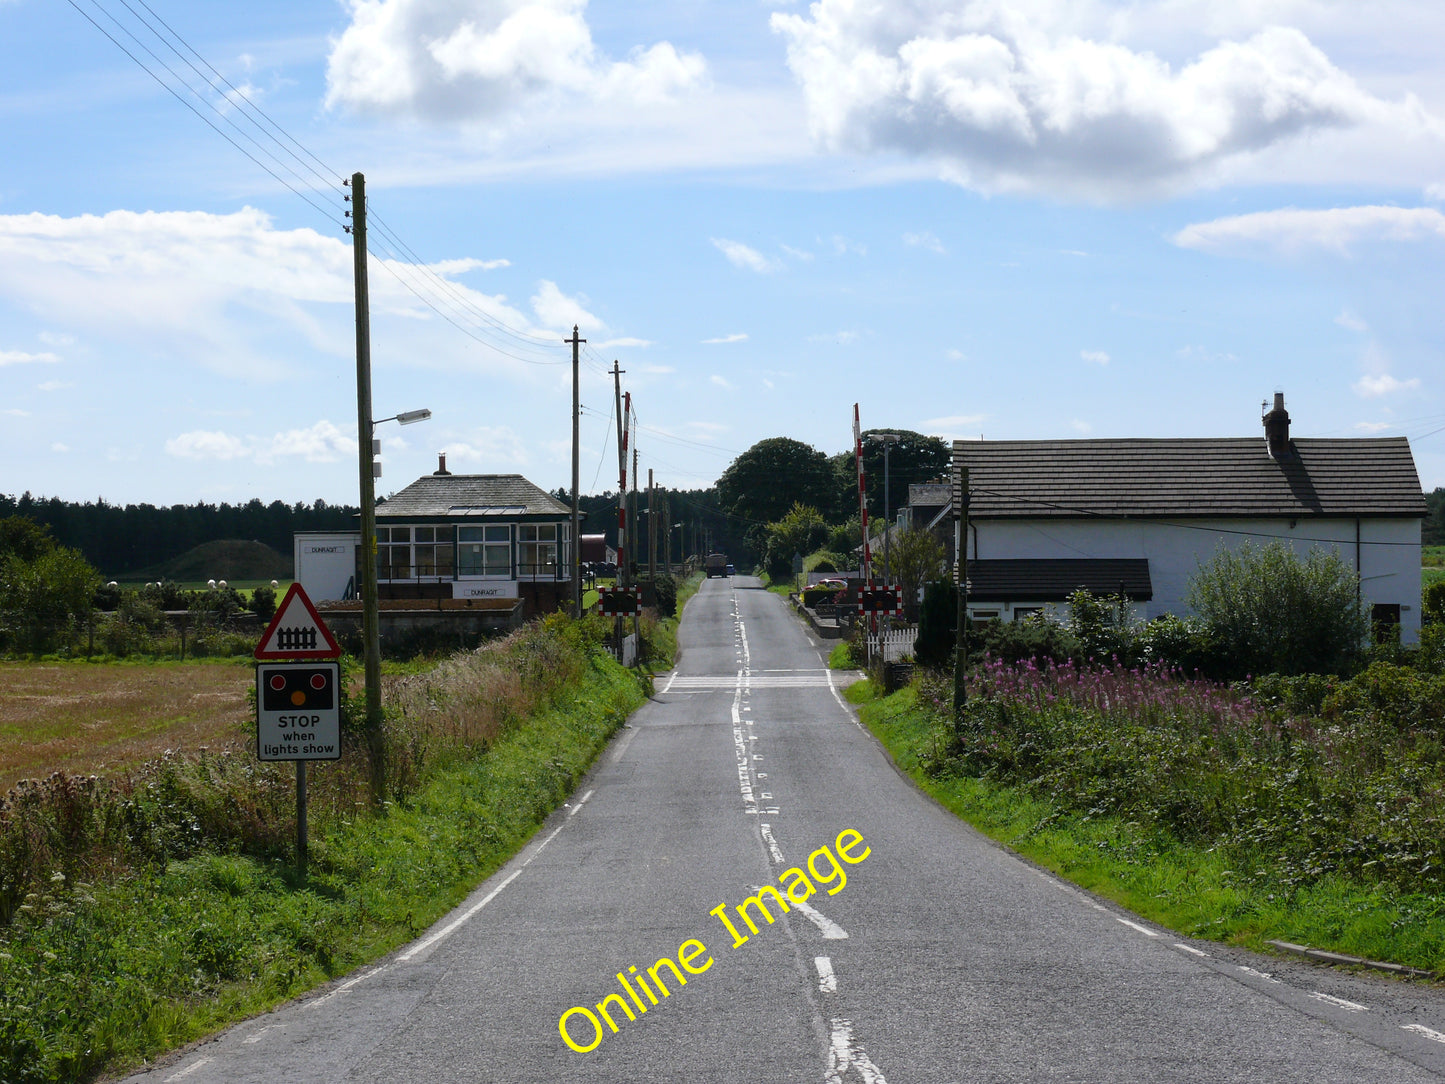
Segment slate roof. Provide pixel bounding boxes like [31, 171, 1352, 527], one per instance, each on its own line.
[376, 474, 571, 519]
[952, 438, 1424, 519]
[967, 559, 1153, 602]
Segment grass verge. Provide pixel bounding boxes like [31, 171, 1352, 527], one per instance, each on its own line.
[851, 679, 1445, 977]
[0, 643, 646, 1082]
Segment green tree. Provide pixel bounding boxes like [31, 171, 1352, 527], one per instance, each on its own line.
[0, 542, 101, 653]
[717, 438, 837, 526]
[762, 504, 829, 582]
[887, 526, 945, 622]
[1186, 541, 1368, 677]
[839, 430, 951, 523]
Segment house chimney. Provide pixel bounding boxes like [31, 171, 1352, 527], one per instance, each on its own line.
[434, 452, 452, 476]
[1262, 392, 1291, 459]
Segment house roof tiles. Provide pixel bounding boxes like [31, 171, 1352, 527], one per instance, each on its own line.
[376, 474, 570, 519]
[952, 438, 1424, 519]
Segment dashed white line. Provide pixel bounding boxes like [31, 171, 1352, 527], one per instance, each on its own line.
[791, 897, 849, 940]
[1115, 917, 1159, 938]
[165, 1058, 212, 1081]
[1309, 992, 1369, 1013]
[1172, 943, 1209, 957]
[243, 1024, 281, 1044]
[1402, 1024, 1445, 1044]
[760, 822, 785, 864]
[567, 789, 594, 817]
[815, 955, 837, 994]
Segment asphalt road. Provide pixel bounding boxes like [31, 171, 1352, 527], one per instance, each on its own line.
[122, 576, 1445, 1083]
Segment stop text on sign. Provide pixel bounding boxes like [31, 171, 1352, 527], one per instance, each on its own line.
[255, 661, 341, 761]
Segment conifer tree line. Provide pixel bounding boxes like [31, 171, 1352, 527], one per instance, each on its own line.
[0, 493, 358, 575]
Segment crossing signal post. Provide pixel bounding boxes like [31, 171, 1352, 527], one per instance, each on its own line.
[254, 583, 342, 873]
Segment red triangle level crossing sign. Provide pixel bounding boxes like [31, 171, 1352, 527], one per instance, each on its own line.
[254, 583, 342, 660]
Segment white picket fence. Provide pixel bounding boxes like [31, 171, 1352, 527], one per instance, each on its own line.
[867, 625, 917, 662]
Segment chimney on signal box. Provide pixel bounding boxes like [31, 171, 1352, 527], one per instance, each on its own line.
[1262, 392, 1291, 459]
[435, 452, 452, 476]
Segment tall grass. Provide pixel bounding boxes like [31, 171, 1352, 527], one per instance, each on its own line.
[918, 656, 1445, 897]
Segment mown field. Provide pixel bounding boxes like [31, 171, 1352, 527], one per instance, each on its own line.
[0, 660, 253, 791]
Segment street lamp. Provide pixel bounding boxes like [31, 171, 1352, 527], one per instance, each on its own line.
[357, 403, 432, 796]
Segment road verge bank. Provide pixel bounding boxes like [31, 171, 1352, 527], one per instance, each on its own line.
[0, 617, 649, 1083]
[849, 677, 1445, 982]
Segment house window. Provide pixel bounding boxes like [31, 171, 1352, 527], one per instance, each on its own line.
[1013, 607, 1042, 623]
[458, 525, 511, 577]
[376, 526, 454, 581]
[518, 524, 558, 578]
[970, 610, 1001, 622]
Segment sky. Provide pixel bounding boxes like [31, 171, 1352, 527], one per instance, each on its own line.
[2, 0, 1443, 508]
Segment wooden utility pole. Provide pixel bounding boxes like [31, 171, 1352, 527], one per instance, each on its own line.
[349, 170, 384, 805]
[566, 326, 585, 617]
[647, 469, 656, 586]
[611, 362, 627, 656]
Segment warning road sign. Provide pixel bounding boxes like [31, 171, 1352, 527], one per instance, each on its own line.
[256, 661, 341, 761]
[254, 582, 342, 660]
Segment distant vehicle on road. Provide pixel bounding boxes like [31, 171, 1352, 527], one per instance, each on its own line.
[705, 553, 728, 578]
[725, 564, 735, 576]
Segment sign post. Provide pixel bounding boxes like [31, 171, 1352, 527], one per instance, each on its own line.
[254, 584, 342, 873]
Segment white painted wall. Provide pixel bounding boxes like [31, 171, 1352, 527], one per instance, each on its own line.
[967, 516, 1422, 644]
[294, 532, 361, 602]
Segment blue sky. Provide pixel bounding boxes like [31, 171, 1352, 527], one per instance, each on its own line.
[2, 0, 1443, 507]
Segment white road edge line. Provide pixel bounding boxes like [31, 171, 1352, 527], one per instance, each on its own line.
[1402, 1024, 1445, 1044]
[1237, 965, 1280, 984]
[567, 789, 594, 817]
[304, 965, 384, 1010]
[243, 1024, 280, 1043]
[1309, 992, 1369, 1012]
[397, 823, 565, 963]
[1173, 943, 1209, 957]
[663, 671, 679, 692]
[165, 1057, 212, 1081]
[791, 896, 849, 940]
[1115, 916, 1159, 937]
[815, 955, 837, 994]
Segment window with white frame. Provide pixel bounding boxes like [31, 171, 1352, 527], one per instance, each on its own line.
[518, 524, 558, 578]
[458, 525, 511, 577]
[376, 525, 455, 580]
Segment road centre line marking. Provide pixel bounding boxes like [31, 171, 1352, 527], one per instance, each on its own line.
[567, 789, 594, 816]
[1115, 917, 1159, 937]
[827, 1016, 889, 1084]
[397, 823, 565, 963]
[1403, 1024, 1445, 1043]
[815, 956, 837, 994]
[1309, 992, 1369, 1012]
[1173, 943, 1209, 957]
[791, 896, 849, 940]
[760, 823, 785, 864]
[165, 1058, 212, 1081]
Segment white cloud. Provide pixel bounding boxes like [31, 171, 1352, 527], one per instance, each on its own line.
[1173, 205, 1445, 255]
[0, 349, 59, 366]
[771, 2, 1439, 199]
[946, 348, 967, 361]
[37, 331, 74, 347]
[702, 333, 749, 344]
[50, 443, 69, 453]
[37, 381, 73, 392]
[1428, 182, 1445, 202]
[904, 230, 946, 253]
[781, 245, 815, 262]
[830, 234, 866, 256]
[919, 413, 987, 439]
[1334, 308, 1368, 332]
[3, 409, 27, 417]
[0, 208, 541, 381]
[712, 238, 779, 273]
[442, 427, 530, 468]
[1354, 372, 1420, 397]
[529, 279, 603, 332]
[710, 374, 733, 389]
[325, 0, 706, 121]
[1353, 420, 1393, 432]
[1081, 349, 1110, 364]
[597, 336, 652, 348]
[165, 421, 357, 465]
[1071, 419, 1093, 434]
[809, 330, 860, 345]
